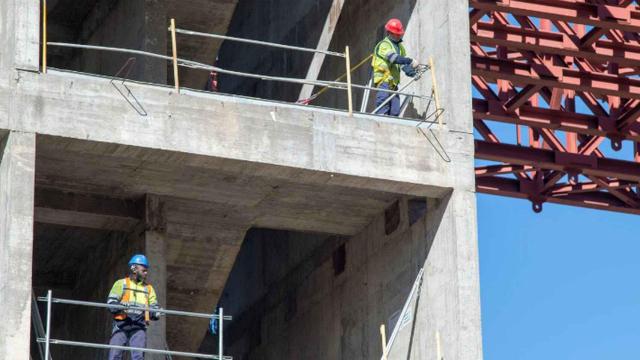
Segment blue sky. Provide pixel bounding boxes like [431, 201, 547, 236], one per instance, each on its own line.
[478, 194, 640, 359]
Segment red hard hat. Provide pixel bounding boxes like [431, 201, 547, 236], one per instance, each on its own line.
[385, 18, 405, 36]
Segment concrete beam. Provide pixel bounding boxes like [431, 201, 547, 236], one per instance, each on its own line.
[0, 131, 36, 360]
[2, 70, 466, 197]
[33, 188, 142, 231]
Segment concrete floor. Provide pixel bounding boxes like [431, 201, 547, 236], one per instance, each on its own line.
[0, 0, 481, 359]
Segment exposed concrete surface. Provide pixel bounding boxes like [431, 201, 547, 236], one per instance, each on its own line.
[218, 0, 333, 100]
[0, 0, 481, 358]
[0, 131, 37, 360]
[0, 70, 466, 196]
[203, 191, 480, 360]
[66, 0, 168, 83]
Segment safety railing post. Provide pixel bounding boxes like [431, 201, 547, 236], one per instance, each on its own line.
[345, 46, 353, 116]
[380, 324, 388, 360]
[429, 56, 441, 125]
[218, 307, 223, 360]
[44, 290, 52, 360]
[360, 78, 372, 112]
[170, 18, 180, 93]
[42, 0, 47, 74]
[436, 330, 443, 360]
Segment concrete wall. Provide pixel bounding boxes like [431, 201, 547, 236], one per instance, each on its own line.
[314, 0, 418, 111]
[217, 0, 333, 101]
[202, 194, 480, 360]
[198, 228, 337, 355]
[66, 0, 167, 83]
[0, 0, 480, 359]
[43, 231, 135, 359]
[34, 209, 169, 359]
[217, 0, 418, 107]
[201, 198, 435, 359]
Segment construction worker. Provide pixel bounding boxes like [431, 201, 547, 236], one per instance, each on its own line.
[107, 254, 161, 360]
[371, 18, 420, 116]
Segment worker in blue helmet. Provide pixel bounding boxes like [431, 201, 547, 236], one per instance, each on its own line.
[106, 254, 162, 360]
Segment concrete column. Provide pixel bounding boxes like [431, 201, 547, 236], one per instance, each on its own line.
[144, 195, 167, 359]
[140, 0, 168, 84]
[71, 0, 167, 83]
[0, 131, 36, 360]
[390, 190, 482, 360]
[145, 230, 167, 358]
[0, 0, 39, 71]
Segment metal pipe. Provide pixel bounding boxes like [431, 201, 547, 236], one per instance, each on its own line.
[45, 42, 432, 100]
[46, 42, 173, 60]
[36, 338, 232, 360]
[44, 290, 52, 360]
[218, 307, 223, 360]
[360, 78, 372, 112]
[381, 268, 424, 359]
[177, 60, 430, 99]
[371, 77, 419, 114]
[173, 28, 345, 58]
[36, 296, 232, 320]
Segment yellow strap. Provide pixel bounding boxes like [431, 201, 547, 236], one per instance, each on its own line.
[309, 54, 373, 100]
[144, 285, 151, 323]
[121, 277, 131, 303]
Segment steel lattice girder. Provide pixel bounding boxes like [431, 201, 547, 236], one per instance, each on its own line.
[470, 0, 640, 214]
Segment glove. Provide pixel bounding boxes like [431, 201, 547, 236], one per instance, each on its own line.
[410, 58, 419, 69]
[150, 305, 162, 321]
[108, 301, 122, 314]
[209, 317, 218, 335]
[402, 64, 417, 77]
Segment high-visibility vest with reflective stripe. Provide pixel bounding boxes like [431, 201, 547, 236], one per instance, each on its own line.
[371, 37, 407, 87]
[112, 277, 153, 322]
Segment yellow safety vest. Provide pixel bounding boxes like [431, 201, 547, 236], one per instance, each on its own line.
[111, 277, 155, 323]
[371, 37, 407, 88]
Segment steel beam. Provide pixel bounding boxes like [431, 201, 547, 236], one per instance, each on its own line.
[469, 0, 640, 33]
[475, 140, 640, 182]
[471, 55, 640, 99]
[476, 175, 640, 215]
[471, 21, 640, 67]
[472, 99, 640, 141]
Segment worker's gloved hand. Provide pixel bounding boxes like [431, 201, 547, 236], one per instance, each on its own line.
[410, 58, 419, 69]
[150, 305, 162, 320]
[108, 301, 122, 314]
[402, 64, 417, 77]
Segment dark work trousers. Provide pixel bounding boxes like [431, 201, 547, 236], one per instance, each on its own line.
[108, 327, 146, 360]
[374, 82, 401, 116]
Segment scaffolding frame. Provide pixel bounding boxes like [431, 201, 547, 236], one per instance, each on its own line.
[36, 290, 232, 360]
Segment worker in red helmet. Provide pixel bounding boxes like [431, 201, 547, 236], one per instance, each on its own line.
[371, 18, 420, 116]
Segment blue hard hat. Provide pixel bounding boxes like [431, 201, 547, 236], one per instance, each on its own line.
[128, 254, 149, 268]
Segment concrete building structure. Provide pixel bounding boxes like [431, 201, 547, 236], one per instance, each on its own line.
[0, 0, 481, 359]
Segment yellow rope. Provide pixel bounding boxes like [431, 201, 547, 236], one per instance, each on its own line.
[305, 54, 373, 102]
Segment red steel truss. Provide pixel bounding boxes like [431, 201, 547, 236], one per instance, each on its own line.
[470, 0, 640, 215]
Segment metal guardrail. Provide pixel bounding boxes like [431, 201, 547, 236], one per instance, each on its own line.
[45, 42, 431, 101]
[37, 290, 231, 360]
[173, 28, 346, 58]
[31, 293, 52, 360]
